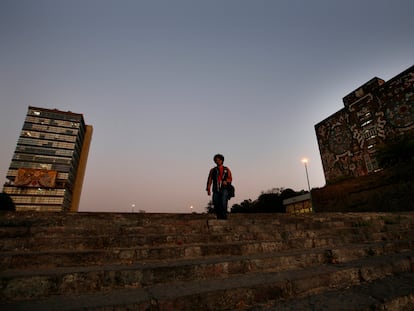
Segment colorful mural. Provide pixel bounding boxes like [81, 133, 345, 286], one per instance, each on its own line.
[315, 65, 414, 184]
[14, 168, 57, 188]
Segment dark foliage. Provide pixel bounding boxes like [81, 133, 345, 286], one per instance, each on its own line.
[230, 188, 307, 214]
[0, 192, 16, 211]
[206, 200, 214, 214]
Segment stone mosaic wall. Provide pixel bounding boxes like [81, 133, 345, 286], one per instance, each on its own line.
[315, 65, 414, 184]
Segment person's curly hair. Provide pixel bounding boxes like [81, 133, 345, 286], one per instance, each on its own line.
[213, 154, 224, 162]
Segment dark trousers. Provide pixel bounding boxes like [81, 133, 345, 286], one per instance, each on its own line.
[213, 189, 229, 219]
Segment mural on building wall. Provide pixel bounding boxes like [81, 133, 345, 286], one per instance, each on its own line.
[379, 71, 414, 133]
[14, 168, 57, 188]
[315, 65, 414, 184]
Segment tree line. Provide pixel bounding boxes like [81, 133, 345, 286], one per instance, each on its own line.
[206, 187, 309, 214]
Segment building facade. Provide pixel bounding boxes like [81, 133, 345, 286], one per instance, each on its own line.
[315, 65, 414, 184]
[3, 106, 93, 212]
[283, 193, 312, 214]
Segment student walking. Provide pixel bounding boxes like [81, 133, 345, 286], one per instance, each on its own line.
[206, 154, 233, 219]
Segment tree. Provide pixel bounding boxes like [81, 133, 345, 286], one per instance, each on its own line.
[230, 199, 255, 213]
[205, 200, 214, 214]
[280, 188, 299, 200]
[0, 192, 16, 211]
[230, 187, 307, 214]
[255, 191, 283, 213]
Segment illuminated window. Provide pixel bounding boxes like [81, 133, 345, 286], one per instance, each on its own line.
[361, 119, 373, 127]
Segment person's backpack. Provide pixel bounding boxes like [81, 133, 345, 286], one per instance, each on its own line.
[223, 167, 235, 199]
[227, 183, 235, 199]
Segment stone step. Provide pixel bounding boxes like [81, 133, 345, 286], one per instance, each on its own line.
[2, 212, 413, 236]
[2, 219, 413, 265]
[240, 272, 414, 311]
[1, 219, 413, 252]
[0, 212, 211, 226]
[3, 220, 410, 239]
[1, 232, 414, 271]
[1, 243, 413, 303]
[1, 251, 413, 310]
[2, 211, 414, 310]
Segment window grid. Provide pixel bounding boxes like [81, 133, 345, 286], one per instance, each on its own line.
[12, 196, 64, 204]
[18, 137, 75, 150]
[23, 123, 79, 136]
[25, 115, 81, 129]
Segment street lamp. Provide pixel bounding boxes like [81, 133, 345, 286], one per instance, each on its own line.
[301, 158, 311, 193]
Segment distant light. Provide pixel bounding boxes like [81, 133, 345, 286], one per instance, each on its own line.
[190, 205, 194, 209]
[301, 158, 308, 164]
[131, 204, 136, 208]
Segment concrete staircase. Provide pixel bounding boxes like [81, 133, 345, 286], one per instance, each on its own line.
[1, 211, 414, 310]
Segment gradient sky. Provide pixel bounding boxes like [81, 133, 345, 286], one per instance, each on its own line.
[1, 0, 413, 213]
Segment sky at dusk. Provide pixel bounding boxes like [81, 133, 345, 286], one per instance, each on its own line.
[1, 0, 413, 213]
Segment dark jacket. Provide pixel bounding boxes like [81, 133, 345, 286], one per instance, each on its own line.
[206, 166, 232, 193]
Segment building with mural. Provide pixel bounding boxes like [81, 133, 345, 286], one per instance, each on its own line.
[315, 65, 414, 184]
[2, 106, 93, 212]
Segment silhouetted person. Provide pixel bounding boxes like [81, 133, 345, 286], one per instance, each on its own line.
[206, 154, 233, 219]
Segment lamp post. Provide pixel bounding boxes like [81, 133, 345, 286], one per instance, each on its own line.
[301, 158, 313, 212]
[301, 158, 311, 193]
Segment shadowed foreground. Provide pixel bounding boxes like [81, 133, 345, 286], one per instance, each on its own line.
[1, 211, 414, 310]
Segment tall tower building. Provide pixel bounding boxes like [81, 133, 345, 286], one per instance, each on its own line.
[3, 106, 93, 212]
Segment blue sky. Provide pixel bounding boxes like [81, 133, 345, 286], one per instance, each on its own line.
[1, 0, 413, 213]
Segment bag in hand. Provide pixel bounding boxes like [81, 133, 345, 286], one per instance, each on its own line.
[227, 184, 235, 199]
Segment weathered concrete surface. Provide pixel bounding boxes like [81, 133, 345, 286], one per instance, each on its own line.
[1, 211, 414, 310]
[248, 272, 414, 311]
